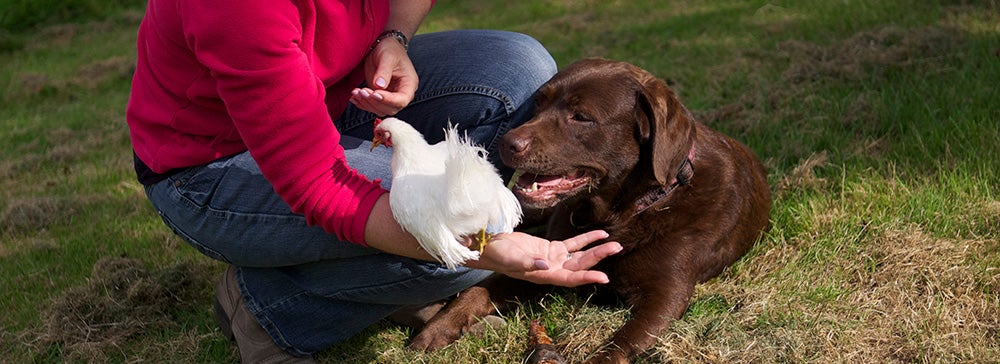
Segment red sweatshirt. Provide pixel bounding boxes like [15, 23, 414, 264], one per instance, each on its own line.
[126, 0, 391, 246]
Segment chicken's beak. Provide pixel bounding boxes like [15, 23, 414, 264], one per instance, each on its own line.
[370, 118, 385, 152]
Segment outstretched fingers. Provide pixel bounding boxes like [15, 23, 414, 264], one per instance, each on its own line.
[467, 230, 621, 287]
[549, 270, 611, 287]
[560, 230, 611, 252]
[564, 241, 623, 271]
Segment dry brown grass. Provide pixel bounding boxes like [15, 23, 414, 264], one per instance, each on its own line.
[641, 223, 999, 363]
[29, 257, 218, 362]
[777, 150, 830, 194]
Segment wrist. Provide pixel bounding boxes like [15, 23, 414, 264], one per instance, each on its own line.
[369, 29, 409, 54]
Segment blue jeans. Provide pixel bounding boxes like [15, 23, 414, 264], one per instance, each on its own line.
[143, 30, 556, 356]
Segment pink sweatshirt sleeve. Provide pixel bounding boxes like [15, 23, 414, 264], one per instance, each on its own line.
[179, 1, 386, 245]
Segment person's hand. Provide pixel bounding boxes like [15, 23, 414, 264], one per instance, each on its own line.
[465, 230, 623, 287]
[349, 38, 418, 116]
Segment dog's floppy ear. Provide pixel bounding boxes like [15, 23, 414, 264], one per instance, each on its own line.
[633, 67, 696, 186]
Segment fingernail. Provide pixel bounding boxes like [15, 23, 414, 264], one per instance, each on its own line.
[533, 259, 549, 270]
[373, 92, 383, 101]
[375, 77, 387, 88]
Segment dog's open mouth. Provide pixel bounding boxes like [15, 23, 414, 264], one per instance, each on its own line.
[510, 169, 592, 207]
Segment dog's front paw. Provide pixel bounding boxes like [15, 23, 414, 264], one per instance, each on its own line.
[408, 322, 463, 352]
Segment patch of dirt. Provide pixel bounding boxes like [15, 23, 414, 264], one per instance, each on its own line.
[33, 257, 216, 362]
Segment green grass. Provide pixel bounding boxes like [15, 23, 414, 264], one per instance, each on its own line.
[2, 0, 998, 363]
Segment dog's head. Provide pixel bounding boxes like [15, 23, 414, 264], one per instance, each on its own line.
[500, 58, 696, 209]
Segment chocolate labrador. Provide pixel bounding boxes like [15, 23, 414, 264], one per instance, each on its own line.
[410, 58, 772, 363]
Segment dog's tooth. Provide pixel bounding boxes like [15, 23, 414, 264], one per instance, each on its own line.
[531, 182, 539, 192]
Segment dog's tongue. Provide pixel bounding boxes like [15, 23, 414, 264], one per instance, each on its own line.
[512, 169, 592, 205]
[522, 173, 562, 185]
[516, 170, 586, 188]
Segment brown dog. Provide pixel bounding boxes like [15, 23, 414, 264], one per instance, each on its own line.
[410, 58, 772, 363]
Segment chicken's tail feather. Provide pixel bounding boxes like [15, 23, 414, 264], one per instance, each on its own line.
[443, 124, 495, 216]
[442, 123, 524, 235]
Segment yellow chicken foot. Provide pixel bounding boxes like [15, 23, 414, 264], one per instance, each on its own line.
[474, 228, 494, 253]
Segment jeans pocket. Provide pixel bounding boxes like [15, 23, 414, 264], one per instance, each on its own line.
[155, 207, 232, 264]
[150, 168, 234, 264]
[167, 165, 218, 208]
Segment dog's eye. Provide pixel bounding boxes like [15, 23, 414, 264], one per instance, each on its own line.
[570, 113, 595, 124]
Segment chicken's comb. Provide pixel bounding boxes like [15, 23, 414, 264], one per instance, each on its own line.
[373, 118, 383, 128]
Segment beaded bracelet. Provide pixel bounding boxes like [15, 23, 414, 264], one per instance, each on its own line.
[370, 29, 409, 53]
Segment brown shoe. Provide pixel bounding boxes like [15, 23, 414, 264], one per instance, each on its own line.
[214, 266, 316, 363]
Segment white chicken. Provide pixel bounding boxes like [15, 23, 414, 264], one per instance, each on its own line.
[370, 117, 523, 269]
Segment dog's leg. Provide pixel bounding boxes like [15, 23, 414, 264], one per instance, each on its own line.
[409, 275, 544, 351]
[585, 279, 695, 364]
[408, 285, 495, 351]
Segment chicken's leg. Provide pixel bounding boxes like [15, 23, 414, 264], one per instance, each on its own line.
[474, 228, 494, 253]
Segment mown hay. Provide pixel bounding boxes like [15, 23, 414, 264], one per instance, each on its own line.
[36, 257, 215, 362]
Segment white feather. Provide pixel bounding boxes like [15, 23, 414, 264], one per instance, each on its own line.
[444, 127, 522, 235]
[377, 117, 522, 269]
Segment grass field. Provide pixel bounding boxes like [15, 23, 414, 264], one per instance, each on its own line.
[2, 1, 997, 363]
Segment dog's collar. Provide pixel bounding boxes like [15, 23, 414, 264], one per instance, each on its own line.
[634, 143, 696, 216]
